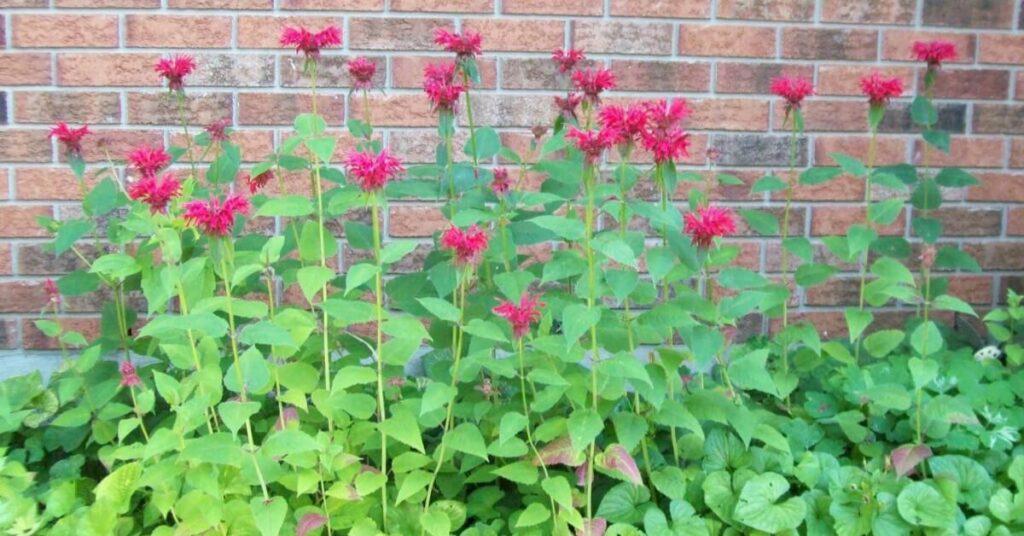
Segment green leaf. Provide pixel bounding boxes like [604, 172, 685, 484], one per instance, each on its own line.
[717, 268, 768, 289]
[530, 215, 584, 241]
[728, 350, 778, 397]
[263, 429, 319, 458]
[420, 382, 457, 416]
[294, 113, 326, 136]
[783, 237, 813, 263]
[85, 178, 122, 216]
[751, 175, 787, 194]
[932, 294, 976, 317]
[463, 318, 508, 343]
[568, 408, 603, 452]
[239, 321, 295, 347]
[733, 472, 807, 533]
[911, 178, 942, 210]
[868, 198, 903, 226]
[345, 263, 378, 294]
[91, 254, 140, 281]
[417, 297, 460, 323]
[923, 130, 950, 153]
[448, 423, 488, 460]
[181, 433, 244, 467]
[53, 219, 94, 255]
[799, 167, 842, 186]
[795, 263, 838, 287]
[396, 471, 431, 505]
[935, 246, 980, 272]
[910, 95, 938, 126]
[251, 497, 288, 536]
[935, 167, 979, 188]
[844, 309, 873, 341]
[561, 304, 600, 346]
[380, 408, 425, 453]
[380, 240, 418, 265]
[686, 325, 723, 368]
[864, 330, 904, 357]
[207, 144, 242, 185]
[739, 209, 779, 236]
[257, 195, 314, 218]
[58, 270, 101, 296]
[514, 503, 550, 528]
[597, 482, 650, 524]
[467, 127, 501, 160]
[871, 257, 915, 285]
[305, 136, 336, 163]
[217, 401, 260, 436]
[542, 476, 574, 510]
[909, 321, 943, 357]
[499, 412, 528, 445]
[831, 152, 868, 177]
[897, 482, 955, 528]
[421, 509, 451, 536]
[912, 216, 942, 243]
[929, 455, 995, 511]
[297, 266, 334, 303]
[595, 238, 638, 268]
[224, 347, 272, 394]
[907, 357, 939, 390]
[493, 461, 538, 485]
[93, 462, 142, 514]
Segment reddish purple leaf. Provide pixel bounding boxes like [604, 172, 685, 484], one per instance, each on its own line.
[891, 444, 933, 477]
[296, 513, 327, 536]
[576, 517, 607, 536]
[600, 444, 643, 486]
[536, 436, 585, 467]
[576, 462, 588, 487]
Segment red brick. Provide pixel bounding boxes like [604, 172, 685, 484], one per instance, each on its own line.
[946, 276, 994, 305]
[963, 243, 1024, 270]
[572, 21, 674, 56]
[733, 206, 806, 237]
[782, 28, 878, 61]
[0, 244, 11, 275]
[611, 0, 708, 18]
[499, 58, 576, 90]
[0, 170, 8, 200]
[924, 207, 1003, 237]
[238, 16, 341, 48]
[0, 281, 51, 312]
[126, 92, 233, 126]
[1009, 208, 1024, 235]
[611, 60, 710, 92]
[172, 130, 275, 163]
[968, 173, 1024, 202]
[279, 0, 379, 8]
[821, 0, 914, 23]
[1018, 73, 1024, 100]
[0, 205, 53, 237]
[924, 69, 1009, 100]
[14, 168, 103, 201]
[126, 15, 232, 48]
[168, 0, 271, 9]
[914, 137, 1004, 168]
[56, 0, 156, 7]
[389, 129, 469, 163]
[392, 0, 489, 11]
[714, 63, 813, 94]
[784, 101, 870, 132]
[805, 277, 862, 306]
[0, 54, 52, 85]
[717, 0, 814, 21]
[76, 129, 164, 164]
[238, 93, 345, 126]
[283, 56, 386, 88]
[350, 94, 436, 127]
[922, 0, 1016, 29]
[882, 30, 976, 64]
[12, 15, 118, 48]
[58, 53, 162, 87]
[680, 25, 775, 58]
[349, 18, 452, 50]
[0, 130, 51, 163]
[814, 136, 908, 167]
[23, 317, 101, 350]
[818, 65, 915, 96]
[0, 0, 45, 6]
[979, 34, 1024, 65]
[463, 19, 564, 53]
[811, 206, 905, 236]
[1012, 139, 1024, 168]
[13, 91, 121, 124]
[973, 104, 1024, 135]
[394, 56, 496, 89]
[388, 205, 447, 237]
[503, 0, 602, 15]
[787, 175, 865, 202]
[689, 99, 770, 131]
[465, 94, 555, 128]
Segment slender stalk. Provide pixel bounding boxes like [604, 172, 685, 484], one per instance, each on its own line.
[362, 90, 373, 139]
[497, 197, 513, 273]
[516, 337, 558, 521]
[582, 161, 601, 524]
[175, 280, 217, 434]
[779, 113, 799, 375]
[915, 269, 931, 445]
[854, 124, 879, 361]
[461, 70, 479, 169]
[371, 196, 389, 526]
[175, 91, 198, 181]
[444, 122, 456, 218]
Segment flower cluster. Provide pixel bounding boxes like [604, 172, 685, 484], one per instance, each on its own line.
[860, 72, 904, 106]
[685, 205, 736, 249]
[344, 149, 404, 192]
[183, 194, 251, 237]
[598, 104, 649, 147]
[494, 293, 544, 339]
[441, 225, 490, 265]
[155, 55, 196, 92]
[204, 117, 231, 143]
[280, 26, 342, 60]
[127, 145, 171, 177]
[912, 40, 958, 68]
[128, 173, 182, 214]
[571, 67, 616, 104]
[423, 62, 465, 114]
[566, 127, 617, 163]
[49, 122, 90, 157]
[640, 99, 691, 164]
[347, 57, 377, 90]
[434, 28, 482, 60]
[554, 93, 583, 121]
[552, 48, 585, 74]
[119, 361, 141, 388]
[491, 168, 511, 195]
[770, 76, 815, 112]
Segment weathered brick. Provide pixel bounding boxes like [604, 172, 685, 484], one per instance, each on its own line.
[389, 129, 469, 163]
[968, 173, 1024, 202]
[392, 0, 490, 12]
[189, 54, 276, 87]
[914, 137, 1004, 168]
[882, 30, 976, 63]
[611, 60, 710, 92]
[238, 16, 341, 49]
[13, 92, 121, 124]
[814, 136, 908, 166]
[395, 56, 496, 89]
[922, 0, 1016, 29]
[713, 134, 808, 167]
[689, 98, 770, 131]
[717, 0, 814, 20]
[283, 56, 387, 89]
[680, 25, 775, 58]
[168, 0, 271, 9]
[964, 243, 1024, 270]
[784, 101, 870, 132]
[0, 281, 51, 312]
[0, 130, 51, 163]
[1012, 139, 1024, 168]
[76, 130, 164, 164]
[714, 63, 813, 94]
[782, 28, 878, 60]
[0, 0, 45, 7]
[0, 54, 52, 85]
[464, 94, 555, 128]
[921, 207, 1003, 237]
[503, 0, 602, 15]
[611, 0, 708, 18]
[500, 58, 575, 90]
[16, 243, 96, 275]
[1018, 72, 1024, 100]
[879, 102, 966, 134]
[0, 205, 53, 237]
[973, 104, 1024, 134]
[126, 92, 233, 126]
[58, 53, 162, 87]
[573, 21, 674, 56]
[15, 168, 99, 201]
[238, 93, 345, 126]
[821, 0, 915, 24]
[1008, 208, 1024, 235]
[463, 19, 564, 53]
[787, 175, 865, 202]
[0, 170, 8, 200]
[56, 0, 157, 8]
[349, 18, 452, 50]
[0, 244, 11, 275]
[817, 65, 914, 96]
[811, 205, 905, 236]
[947, 275, 994, 305]
[925, 69, 1009, 100]
[0, 94, 6, 126]
[350, 94, 436, 127]
[805, 277, 863, 306]
[388, 205, 447, 237]
[12, 15, 119, 48]
[23, 317, 101, 350]
[126, 15, 232, 48]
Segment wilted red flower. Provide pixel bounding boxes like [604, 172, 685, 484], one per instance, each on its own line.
[127, 145, 171, 178]
[598, 104, 648, 146]
[441, 224, 489, 265]
[706, 146, 723, 164]
[183, 194, 251, 237]
[552, 48, 585, 73]
[245, 169, 274, 194]
[434, 28, 482, 59]
[494, 293, 544, 339]
[120, 361, 141, 388]
[347, 57, 377, 90]
[912, 40, 957, 68]
[684, 206, 736, 249]
[571, 68, 615, 104]
[860, 72, 904, 106]
[128, 173, 182, 213]
[344, 149, 404, 192]
[423, 62, 465, 113]
[770, 76, 815, 111]
[566, 127, 615, 163]
[280, 25, 342, 59]
[49, 122, 90, 156]
[554, 93, 583, 120]
[43, 278, 60, 306]
[204, 117, 231, 143]
[154, 55, 196, 92]
[491, 167, 511, 194]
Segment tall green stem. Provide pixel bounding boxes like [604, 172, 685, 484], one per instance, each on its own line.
[854, 126, 879, 361]
[371, 197, 389, 525]
[175, 91, 198, 181]
[461, 71, 479, 169]
[780, 114, 799, 375]
[582, 162, 601, 524]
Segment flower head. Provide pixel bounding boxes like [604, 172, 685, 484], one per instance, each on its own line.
[204, 117, 231, 143]
[128, 173, 181, 213]
[491, 167, 511, 195]
[49, 122, 90, 156]
[344, 149, 404, 192]
[440, 225, 489, 265]
[860, 72, 904, 106]
[347, 57, 377, 90]
[423, 62, 465, 113]
[912, 40, 957, 68]
[43, 278, 60, 306]
[154, 55, 196, 92]
[566, 127, 615, 163]
[494, 293, 544, 339]
[572, 68, 616, 104]
[599, 104, 648, 146]
[770, 76, 815, 111]
[183, 194, 251, 237]
[554, 93, 583, 121]
[434, 28, 482, 59]
[120, 361, 141, 388]
[684, 206, 736, 249]
[552, 48, 585, 74]
[280, 25, 342, 59]
[641, 128, 690, 164]
[245, 169, 274, 194]
[643, 99, 690, 133]
[127, 145, 171, 178]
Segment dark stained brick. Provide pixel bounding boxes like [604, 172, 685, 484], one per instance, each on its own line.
[879, 102, 966, 134]
[713, 134, 808, 167]
[922, 0, 1015, 28]
[0, 93, 6, 125]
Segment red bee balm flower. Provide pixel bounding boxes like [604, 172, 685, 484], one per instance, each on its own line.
[128, 173, 182, 213]
[154, 55, 196, 92]
[641, 129, 690, 164]
[441, 225, 489, 265]
[599, 104, 648, 146]
[245, 169, 274, 194]
[347, 57, 377, 90]
[120, 361, 142, 388]
[344, 149, 404, 192]
[423, 62, 465, 113]
[571, 68, 615, 104]
[643, 99, 690, 133]
[204, 117, 231, 143]
[49, 122, 90, 156]
[127, 145, 171, 178]
[183, 194, 251, 237]
[685, 206, 736, 249]
[552, 48, 585, 73]
[770, 76, 815, 111]
[554, 93, 583, 120]
[491, 168, 511, 195]
[494, 293, 544, 339]
[912, 40, 957, 68]
[566, 127, 615, 163]
[860, 72, 903, 106]
[280, 26, 342, 59]
[434, 28, 482, 59]
[43, 278, 60, 306]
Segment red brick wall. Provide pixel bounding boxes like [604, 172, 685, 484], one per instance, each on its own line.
[0, 0, 1022, 352]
